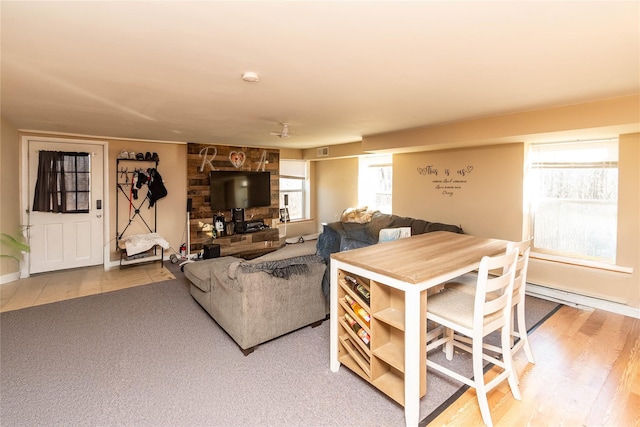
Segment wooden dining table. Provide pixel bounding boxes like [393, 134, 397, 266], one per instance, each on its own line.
[329, 231, 509, 427]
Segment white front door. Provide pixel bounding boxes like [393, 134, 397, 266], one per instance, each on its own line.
[27, 139, 105, 274]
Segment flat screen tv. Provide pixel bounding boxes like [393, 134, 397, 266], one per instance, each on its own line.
[210, 171, 271, 211]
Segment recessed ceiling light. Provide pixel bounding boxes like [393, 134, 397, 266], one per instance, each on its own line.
[242, 71, 260, 82]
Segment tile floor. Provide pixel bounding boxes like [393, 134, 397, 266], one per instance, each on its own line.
[0, 263, 175, 313]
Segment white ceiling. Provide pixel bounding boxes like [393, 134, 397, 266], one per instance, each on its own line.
[2, 1, 639, 149]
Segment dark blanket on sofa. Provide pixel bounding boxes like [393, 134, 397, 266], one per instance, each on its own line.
[238, 254, 325, 280]
[316, 211, 463, 296]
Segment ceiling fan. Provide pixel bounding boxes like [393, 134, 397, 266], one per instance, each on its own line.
[270, 122, 291, 138]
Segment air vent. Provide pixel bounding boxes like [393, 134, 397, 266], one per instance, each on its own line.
[317, 147, 329, 157]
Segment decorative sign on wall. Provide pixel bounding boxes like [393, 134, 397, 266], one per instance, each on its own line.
[199, 146, 217, 172]
[256, 150, 268, 171]
[229, 151, 246, 168]
[417, 164, 474, 197]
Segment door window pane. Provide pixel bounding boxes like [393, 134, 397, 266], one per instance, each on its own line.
[61, 153, 91, 213]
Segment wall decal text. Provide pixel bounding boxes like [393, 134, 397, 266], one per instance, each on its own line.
[417, 165, 474, 197]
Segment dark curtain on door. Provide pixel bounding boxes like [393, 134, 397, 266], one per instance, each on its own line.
[32, 150, 90, 213]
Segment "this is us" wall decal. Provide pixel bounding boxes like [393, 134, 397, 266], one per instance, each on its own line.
[416, 165, 474, 197]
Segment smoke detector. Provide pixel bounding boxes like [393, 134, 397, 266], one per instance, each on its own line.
[241, 71, 260, 82]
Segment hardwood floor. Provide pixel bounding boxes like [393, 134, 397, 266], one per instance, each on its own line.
[427, 305, 640, 427]
[0, 263, 174, 313]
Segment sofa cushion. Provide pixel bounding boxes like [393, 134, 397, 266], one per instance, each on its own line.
[248, 240, 318, 263]
[388, 215, 414, 228]
[410, 219, 430, 235]
[183, 257, 239, 293]
[339, 237, 373, 252]
[316, 224, 341, 263]
[426, 222, 463, 233]
[342, 223, 373, 244]
[365, 211, 395, 242]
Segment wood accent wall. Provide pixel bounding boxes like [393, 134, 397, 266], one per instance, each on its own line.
[187, 143, 280, 252]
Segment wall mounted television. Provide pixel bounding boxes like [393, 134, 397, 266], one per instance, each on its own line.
[210, 170, 271, 211]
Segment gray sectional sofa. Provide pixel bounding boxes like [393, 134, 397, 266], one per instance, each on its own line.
[183, 211, 461, 355]
[184, 240, 327, 355]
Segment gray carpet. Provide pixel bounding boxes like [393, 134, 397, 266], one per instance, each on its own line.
[0, 263, 560, 427]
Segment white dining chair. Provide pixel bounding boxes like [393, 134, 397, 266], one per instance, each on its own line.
[425, 249, 520, 427]
[444, 239, 535, 365]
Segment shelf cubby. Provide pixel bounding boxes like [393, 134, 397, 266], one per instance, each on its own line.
[335, 268, 427, 407]
[372, 327, 405, 372]
[372, 368, 405, 406]
[338, 333, 371, 377]
[336, 270, 372, 382]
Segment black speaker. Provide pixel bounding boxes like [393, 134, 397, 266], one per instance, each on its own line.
[187, 198, 192, 212]
[232, 208, 244, 223]
[203, 244, 220, 260]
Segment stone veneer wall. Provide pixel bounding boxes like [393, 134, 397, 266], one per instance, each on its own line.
[187, 143, 280, 252]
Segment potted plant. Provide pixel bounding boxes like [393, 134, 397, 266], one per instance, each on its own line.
[1, 228, 30, 265]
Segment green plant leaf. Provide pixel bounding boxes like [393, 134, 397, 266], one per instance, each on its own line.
[0, 233, 30, 253]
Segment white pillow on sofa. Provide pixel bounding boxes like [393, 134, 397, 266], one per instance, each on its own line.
[378, 227, 411, 243]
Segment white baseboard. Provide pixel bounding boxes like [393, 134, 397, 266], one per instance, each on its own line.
[526, 283, 640, 319]
[105, 260, 121, 270]
[0, 271, 21, 285]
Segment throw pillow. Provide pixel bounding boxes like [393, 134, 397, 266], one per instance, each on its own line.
[378, 227, 411, 243]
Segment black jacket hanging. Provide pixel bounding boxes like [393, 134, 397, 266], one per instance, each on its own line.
[147, 168, 168, 207]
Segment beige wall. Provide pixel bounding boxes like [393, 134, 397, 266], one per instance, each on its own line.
[302, 141, 366, 161]
[363, 95, 639, 153]
[315, 157, 359, 228]
[312, 143, 525, 241]
[0, 118, 22, 278]
[393, 144, 524, 240]
[312, 96, 639, 311]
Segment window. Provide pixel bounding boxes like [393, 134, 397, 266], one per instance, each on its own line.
[280, 160, 307, 221]
[527, 140, 618, 262]
[32, 151, 91, 213]
[358, 155, 392, 213]
[62, 153, 91, 212]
